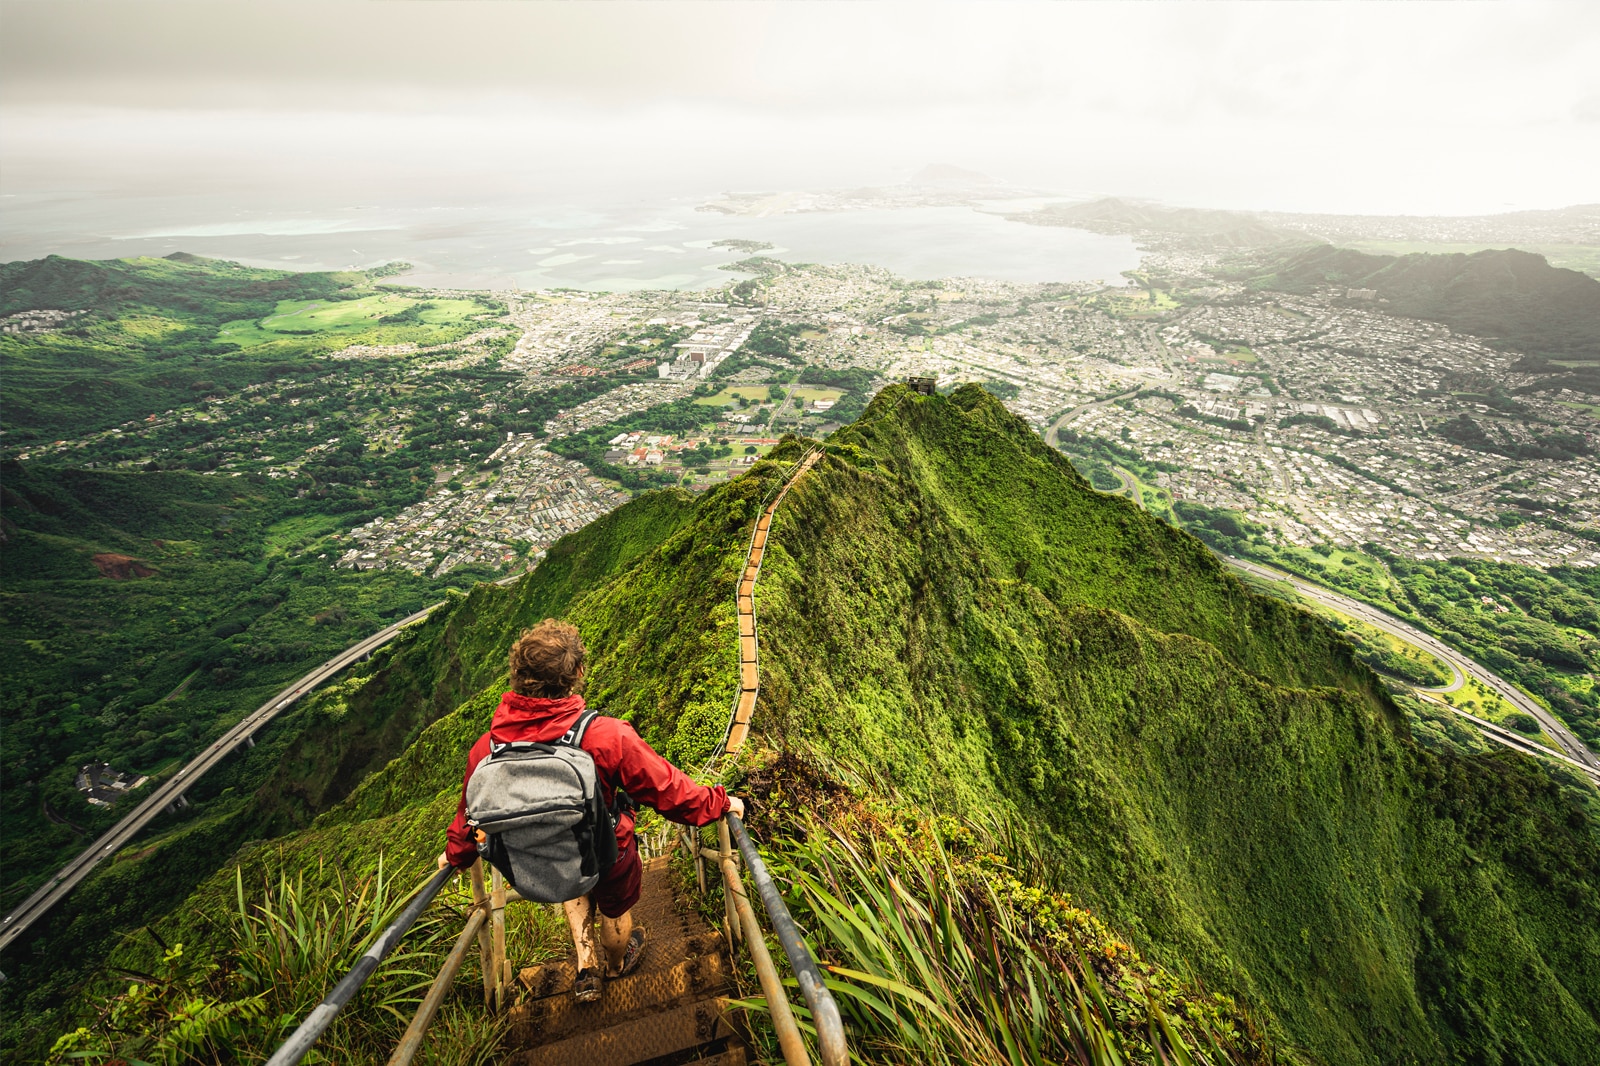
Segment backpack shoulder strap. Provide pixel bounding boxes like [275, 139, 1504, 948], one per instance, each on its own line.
[558, 709, 601, 749]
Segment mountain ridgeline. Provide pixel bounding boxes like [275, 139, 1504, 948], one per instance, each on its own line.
[1248, 244, 1600, 360]
[75, 386, 1599, 1064]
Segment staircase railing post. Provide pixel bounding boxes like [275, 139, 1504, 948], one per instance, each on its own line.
[490, 866, 508, 1011]
[717, 817, 739, 956]
[469, 860, 493, 1007]
[694, 825, 707, 896]
[387, 901, 490, 1066]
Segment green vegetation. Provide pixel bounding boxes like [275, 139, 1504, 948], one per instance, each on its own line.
[0, 460, 503, 911]
[0, 255, 497, 446]
[1, 488, 702, 1058]
[711, 320, 810, 379]
[751, 388, 1600, 1063]
[797, 365, 878, 423]
[1279, 411, 1350, 435]
[215, 294, 487, 348]
[751, 800, 1268, 1066]
[547, 395, 720, 489]
[1312, 606, 1453, 688]
[1437, 411, 1592, 461]
[1198, 520, 1600, 749]
[692, 385, 774, 407]
[15, 386, 1600, 1064]
[1342, 239, 1600, 280]
[1247, 245, 1600, 359]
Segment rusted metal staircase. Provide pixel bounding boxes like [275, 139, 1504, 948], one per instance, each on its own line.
[266, 447, 843, 1066]
[507, 854, 743, 1066]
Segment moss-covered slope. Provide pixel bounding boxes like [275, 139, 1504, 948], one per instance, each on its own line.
[102, 386, 1599, 1066]
[751, 386, 1600, 1064]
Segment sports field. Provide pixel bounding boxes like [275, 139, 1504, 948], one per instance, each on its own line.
[692, 385, 778, 407]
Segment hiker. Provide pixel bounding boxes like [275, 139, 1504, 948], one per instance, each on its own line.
[437, 619, 744, 1002]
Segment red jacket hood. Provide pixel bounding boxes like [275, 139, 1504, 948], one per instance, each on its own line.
[489, 692, 586, 743]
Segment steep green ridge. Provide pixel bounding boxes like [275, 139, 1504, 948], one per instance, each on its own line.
[1248, 245, 1600, 359]
[39, 388, 1600, 1064]
[752, 389, 1600, 1062]
[0, 488, 699, 1058]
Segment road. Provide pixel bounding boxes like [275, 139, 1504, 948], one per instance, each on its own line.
[1226, 556, 1600, 778]
[1044, 388, 1140, 449]
[1, 567, 528, 955]
[1109, 466, 1141, 505]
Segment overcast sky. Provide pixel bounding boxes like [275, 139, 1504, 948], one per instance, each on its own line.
[2, 1, 1597, 216]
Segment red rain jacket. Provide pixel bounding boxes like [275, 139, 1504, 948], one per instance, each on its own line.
[444, 692, 729, 869]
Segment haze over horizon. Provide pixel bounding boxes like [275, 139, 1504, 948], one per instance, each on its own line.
[2, 0, 1597, 234]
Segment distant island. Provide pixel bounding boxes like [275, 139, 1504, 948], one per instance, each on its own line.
[710, 238, 774, 253]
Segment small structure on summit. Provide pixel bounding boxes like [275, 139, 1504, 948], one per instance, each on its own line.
[905, 375, 937, 396]
[75, 762, 148, 807]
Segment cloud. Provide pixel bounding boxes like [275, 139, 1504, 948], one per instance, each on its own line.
[1, 2, 1596, 215]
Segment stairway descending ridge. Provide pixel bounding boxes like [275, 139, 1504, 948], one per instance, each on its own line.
[507, 855, 746, 1066]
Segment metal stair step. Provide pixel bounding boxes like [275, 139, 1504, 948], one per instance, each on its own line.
[508, 997, 735, 1066]
[511, 951, 732, 1045]
[517, 931, 725, 998]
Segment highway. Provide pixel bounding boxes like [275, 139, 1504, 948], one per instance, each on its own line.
[0, 601, 449, 955]
[1044, 388, 1140, 449]
[0, 566, 539, 955]
[1065, 462, 1592, 780]
[1226, 556, 1600, 780]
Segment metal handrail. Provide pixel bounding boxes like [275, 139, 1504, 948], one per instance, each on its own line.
[265, 865, 454, 1066]
[272, 445, 842, 1065]
[725, 812, 848, 1066]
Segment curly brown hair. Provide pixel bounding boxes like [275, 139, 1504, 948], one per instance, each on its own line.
[509, 620, 586, 698]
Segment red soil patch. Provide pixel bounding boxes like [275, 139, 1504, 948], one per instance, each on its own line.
[91, 553, 155, 580]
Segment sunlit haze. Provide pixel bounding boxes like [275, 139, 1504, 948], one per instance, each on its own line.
[3, 0, 1596, 228]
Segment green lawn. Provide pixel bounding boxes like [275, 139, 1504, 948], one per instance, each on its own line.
[692, 385, 777, 407]
[261, 513, 346, 559]
[789, 386, 845, 404]
[1308, 601, 1453, 681]
[216, 295, 485, 349]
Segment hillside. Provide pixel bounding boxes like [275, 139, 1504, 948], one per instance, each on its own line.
[32, 387, 1600, 1064]
[1247, 244, 1600, 359]
[0, 253, 494, 444]
[0, 485, 701, 1059]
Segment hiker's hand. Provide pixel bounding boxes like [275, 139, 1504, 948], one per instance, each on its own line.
[436, 851, 450, 871]
[727, 795, 746, 820]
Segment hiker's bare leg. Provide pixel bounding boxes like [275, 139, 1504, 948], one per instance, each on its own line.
[563, 895, 599, 972]
[599, 909, 634, 975]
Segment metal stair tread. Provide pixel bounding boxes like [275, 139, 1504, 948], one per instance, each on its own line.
[511, 951, 732, 1045]
[508, 996, 735, 1066]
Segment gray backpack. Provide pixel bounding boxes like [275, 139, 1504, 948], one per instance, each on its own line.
[465, 710, 619, 903]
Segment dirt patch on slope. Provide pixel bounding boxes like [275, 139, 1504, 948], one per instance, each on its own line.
[91, 553, 155, 579]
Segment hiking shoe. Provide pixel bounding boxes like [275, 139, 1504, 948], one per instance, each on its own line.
[608, 927, 648, 979]
[573, 967, 602, 1003]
